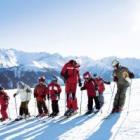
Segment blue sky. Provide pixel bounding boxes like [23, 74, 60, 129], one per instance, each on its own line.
[0, 0, 140, 59]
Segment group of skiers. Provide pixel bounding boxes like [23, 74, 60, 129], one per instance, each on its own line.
[0, 59, 134, 122]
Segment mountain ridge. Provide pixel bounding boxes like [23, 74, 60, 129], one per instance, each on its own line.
[0, 48, 139, 88]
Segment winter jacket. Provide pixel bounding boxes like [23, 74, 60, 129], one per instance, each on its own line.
[48, 81, 62, 101]
[81, 79, 97, 97]
[16, 84, 32, 102]
[34, 83, 48, 101]
[94, 77, 105, 94]
[0, 91, 9, 105]
[61, 61, 81, 84]
[113, 66, 131, 87]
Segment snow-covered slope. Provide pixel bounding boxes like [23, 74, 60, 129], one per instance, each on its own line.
[0, 48, 140, 89]
[0, 79, 139, 140]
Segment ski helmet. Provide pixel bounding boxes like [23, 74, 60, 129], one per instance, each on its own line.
[17, 81, 25, 89]
[83, 72, 91, 79]
[112, 59, 119, 67]
[38, 76, 46, 82]
[69, 59, 77, 65]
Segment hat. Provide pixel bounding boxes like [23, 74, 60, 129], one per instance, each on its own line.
[112, 59, 119, 67]
[83, 72, 91, 79]
[17, 81, 25, 89]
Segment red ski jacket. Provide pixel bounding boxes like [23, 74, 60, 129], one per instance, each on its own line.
[61, 62, 80, 84]
[34, 83, 48, 101]
[0, 91, 9, 105]
[94, 77, 105, 94]
[48, 81, 61, 101]
[81, 79, 97, 97]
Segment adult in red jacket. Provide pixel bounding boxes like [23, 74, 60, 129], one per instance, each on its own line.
[48, 78, 62, 117]
[34, 76, 48, 117]
[61, 60, 82, 116]
[81, 72, 100, 114]
[0, 87, 9, 121]
[93, 74, 110, 108]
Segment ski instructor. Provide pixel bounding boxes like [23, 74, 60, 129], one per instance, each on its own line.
[111, 59, 134, 113]
[61, 59, 82, 116]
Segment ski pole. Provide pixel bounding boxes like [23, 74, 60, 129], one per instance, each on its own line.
[34, 100, 37, 117]
[7, 104, 11, 120]
[64, 93, 67, 113]
[47, 99, 50, 115]
[79, 90, 83, 115]
[14, 96, 18, 118]
[107, 82, 115, 113]
[127, 80, 132, 114]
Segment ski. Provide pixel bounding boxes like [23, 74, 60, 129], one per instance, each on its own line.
[39, 116, 56, 123]
[54, 112, 78, 123]
[5, 116, 36, 125]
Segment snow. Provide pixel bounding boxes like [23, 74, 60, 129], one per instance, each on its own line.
[0, 79, 140, 140]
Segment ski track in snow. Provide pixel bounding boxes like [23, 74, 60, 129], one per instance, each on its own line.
[0, 79, 140, 140]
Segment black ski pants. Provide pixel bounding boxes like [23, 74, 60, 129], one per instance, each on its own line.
[37, 100, 48, 115]
[19, 101, 29, 116]
[88, 96, 100, 111]
[52, 100, 59, 113]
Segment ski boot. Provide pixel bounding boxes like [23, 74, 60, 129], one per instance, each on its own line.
[66, 109, 74, 117]
[64, 109, 70, 116]
[84, 110, 93, 115]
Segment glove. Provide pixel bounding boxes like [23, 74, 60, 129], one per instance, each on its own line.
[26, 88, 31, 93]
[78, 79, 82, 87]
[13, 93, 17, 97]
[80, 87, 85, 91]
[113, 76, 118, 82]
[129, 72, 135, 79]
[106, 81, 111, 85]
[125, 77, 131, 84]
[95, 85, 98, 91]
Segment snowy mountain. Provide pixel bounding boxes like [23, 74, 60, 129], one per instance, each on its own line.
[0, 48, 140, 88]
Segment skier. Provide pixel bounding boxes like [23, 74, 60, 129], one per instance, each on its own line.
[93, 74, 110, 108]
[48, 78, 62, 117]
[0, 86, 10, 122]
[111, 59, 134, 113]
[61, 59, 82, 116]
[81, 72, 100, 114]
[34, 76, 49, 117]
[13, 81, 32, 119]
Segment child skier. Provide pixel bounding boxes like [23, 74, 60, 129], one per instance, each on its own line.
[14, 81, 32, 119]
[93, 74, 110, 108]
[34, 76, 49, 117]
[81, 72, 100, 115]
[48, 78, 62, 117]
[0, 86, 10, 122]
